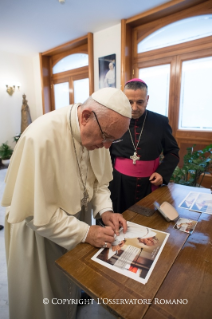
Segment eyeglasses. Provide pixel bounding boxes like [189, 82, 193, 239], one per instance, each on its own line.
[92, 111, 122, 144]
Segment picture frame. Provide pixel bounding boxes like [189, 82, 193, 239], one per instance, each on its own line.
[98, 54, 116, 89]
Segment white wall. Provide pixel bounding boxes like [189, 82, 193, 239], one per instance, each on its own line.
[94, 23, 121, 91]
[0, 51, 42, 148]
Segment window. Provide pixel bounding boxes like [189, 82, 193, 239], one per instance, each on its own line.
[139, 64, 170, 116]
[134, 15, 212, 131]
[138, 15, 212, 53]
[73, 78, 89, 104]
[179, 56, 212, 131]
[54, 82, 69, 110]
[53, 53, 88, 74]
[123, 2, 212, 166]
[52, 53, 89, 109]
[40, 33, 94, 113]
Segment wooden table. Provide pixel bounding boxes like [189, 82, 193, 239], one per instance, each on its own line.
[56, 183, 212, 319]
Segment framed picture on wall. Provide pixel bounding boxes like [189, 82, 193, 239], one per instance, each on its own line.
[99, 54, 116, 89]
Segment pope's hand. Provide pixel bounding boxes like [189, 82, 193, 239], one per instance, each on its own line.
[101, 211, 127, 236]
[149, 172, 163, 186]
[85, 225, 115, 248]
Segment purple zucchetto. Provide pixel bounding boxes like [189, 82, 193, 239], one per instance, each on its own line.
[125, 78, 147, 86]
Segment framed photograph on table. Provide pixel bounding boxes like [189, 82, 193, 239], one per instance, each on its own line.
[99, 54, 116, 89]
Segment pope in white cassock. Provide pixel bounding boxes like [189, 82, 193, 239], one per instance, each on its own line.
[1, 88, 131, 319]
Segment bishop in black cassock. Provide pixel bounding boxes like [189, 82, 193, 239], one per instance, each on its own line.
[109, 79, 179, 214]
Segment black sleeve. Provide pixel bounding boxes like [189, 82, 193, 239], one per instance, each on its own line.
[109, 148, 115, 167]
[156, 117, 179, 184]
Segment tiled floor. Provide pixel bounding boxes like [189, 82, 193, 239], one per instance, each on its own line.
[0, 168, 114, 319]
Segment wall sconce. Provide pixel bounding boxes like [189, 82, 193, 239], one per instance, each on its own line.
[6, 84, 21, 96]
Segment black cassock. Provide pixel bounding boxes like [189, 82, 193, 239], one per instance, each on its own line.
[109, 110, 179, 214]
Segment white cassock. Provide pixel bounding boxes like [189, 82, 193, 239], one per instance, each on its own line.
[2, 103, 113, 319]
[105, 68, 115, 87]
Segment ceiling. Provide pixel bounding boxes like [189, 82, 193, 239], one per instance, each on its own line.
[0, 0, 170, 57]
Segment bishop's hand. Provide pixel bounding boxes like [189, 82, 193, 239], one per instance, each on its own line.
[149, 172, 163, 186]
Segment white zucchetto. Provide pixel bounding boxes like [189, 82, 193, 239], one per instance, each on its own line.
[92, 88, 132, 118]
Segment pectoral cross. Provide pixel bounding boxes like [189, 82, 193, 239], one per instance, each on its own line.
[130, 151, 140, 165]
[81, 189, 89, 212]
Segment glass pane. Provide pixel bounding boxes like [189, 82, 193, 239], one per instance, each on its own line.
[74, 78, 89, 103]
[54, 82, 69, 110]
[53, 53, 88, 74]
[139, 64, 170, 116]
[138, 15, 212, 53]
[179, 56, 212, 131]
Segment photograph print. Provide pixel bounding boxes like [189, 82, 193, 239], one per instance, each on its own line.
[92, 221, 169, 285]
[99, 54, 116, 89]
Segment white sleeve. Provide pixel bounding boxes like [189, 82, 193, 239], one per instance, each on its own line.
[26, 208, 89, 251]
[91, 181, 113, 219]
